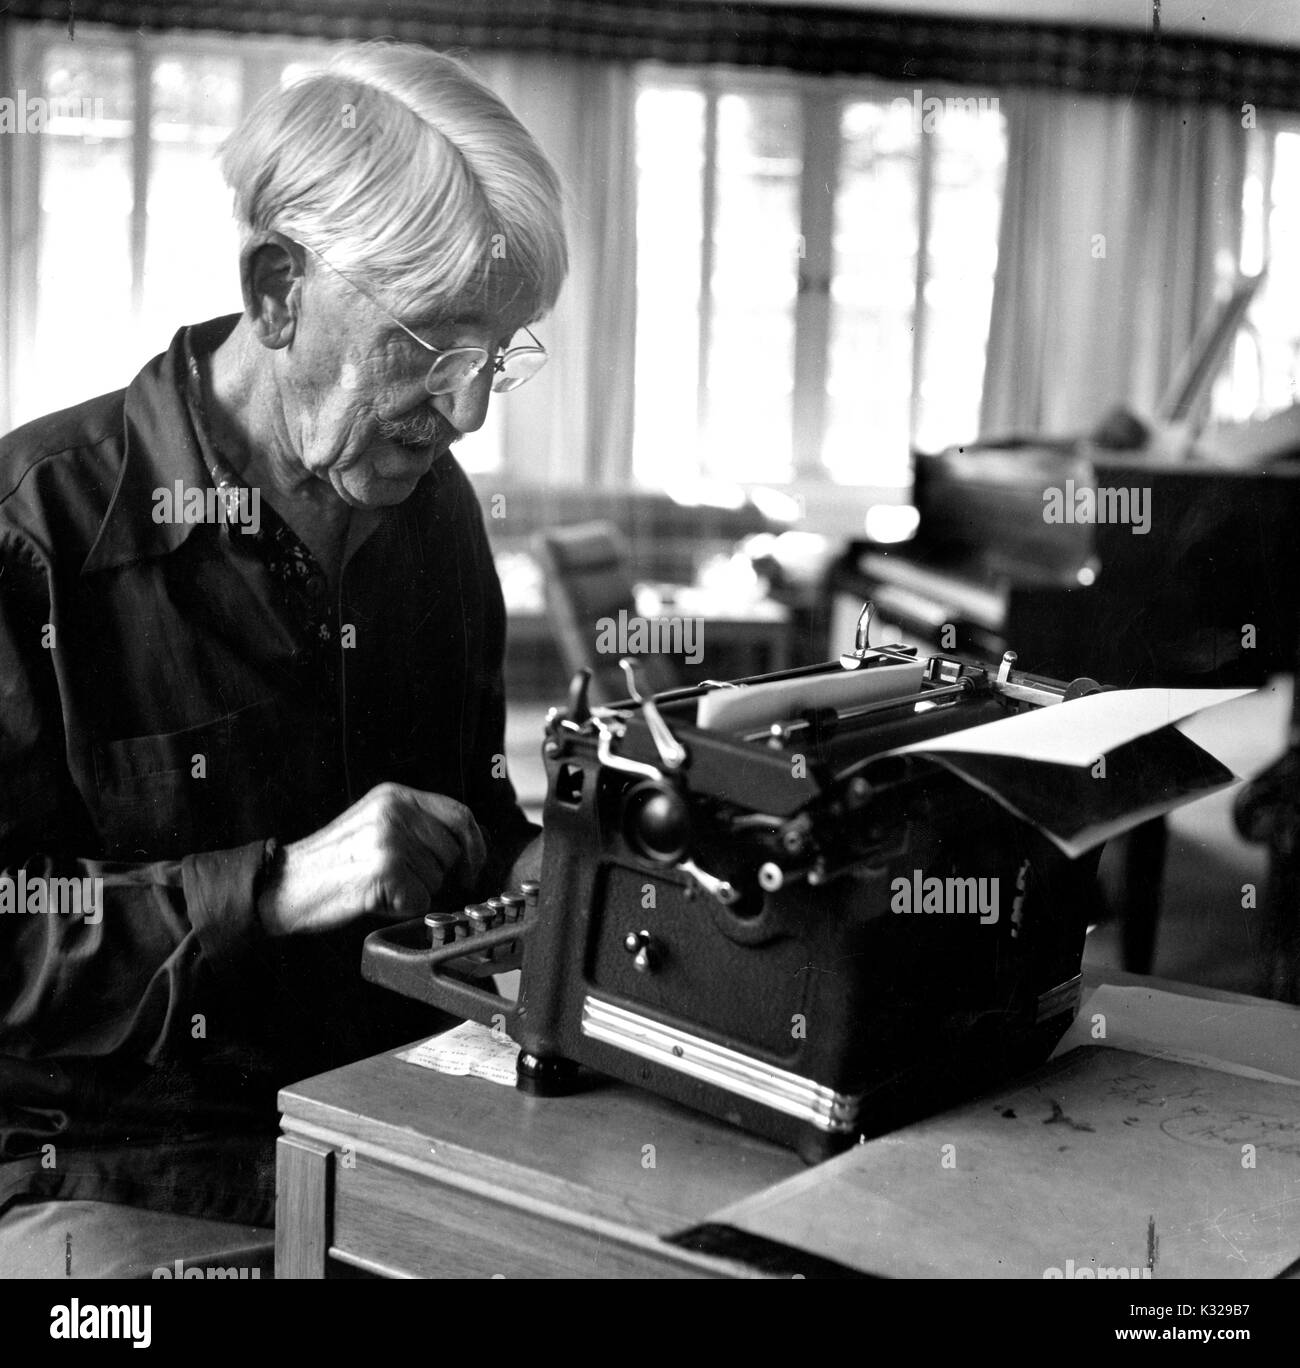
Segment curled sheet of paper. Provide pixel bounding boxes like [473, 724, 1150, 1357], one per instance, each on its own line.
[886, 687, 1253, 768]
[864, 687, 1253, 857]
[397, 1019, 518, 1087]
[910, 727, 1236, 857]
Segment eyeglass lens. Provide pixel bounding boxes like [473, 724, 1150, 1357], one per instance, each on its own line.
[425, 346, 548, 396]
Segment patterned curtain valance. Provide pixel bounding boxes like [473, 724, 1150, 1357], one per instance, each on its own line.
[6, 1, 1300, 113]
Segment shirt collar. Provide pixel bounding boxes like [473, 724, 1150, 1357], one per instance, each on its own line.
[80, 314, 459, 576]
[82, 315, 242, 575]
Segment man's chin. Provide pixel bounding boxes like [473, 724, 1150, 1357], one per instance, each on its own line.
[329, 452, 432, 507]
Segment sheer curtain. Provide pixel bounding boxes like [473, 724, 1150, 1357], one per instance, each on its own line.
[472, 53, 638, 487]
[980, 92, 1245, 438]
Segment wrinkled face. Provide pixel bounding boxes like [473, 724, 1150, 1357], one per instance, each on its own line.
[284, 263, 537, 507]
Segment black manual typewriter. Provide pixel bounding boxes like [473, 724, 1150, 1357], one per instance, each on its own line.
[363, 607, 1235, 1162]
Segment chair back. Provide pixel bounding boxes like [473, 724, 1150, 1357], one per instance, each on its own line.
[533, 521, 682, 703]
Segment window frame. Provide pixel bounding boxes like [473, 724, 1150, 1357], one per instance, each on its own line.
[633, 61, 1007, 495]
[1, 22, 339, 437]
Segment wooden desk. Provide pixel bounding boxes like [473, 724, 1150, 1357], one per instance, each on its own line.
[277, 972, 1300, 1279]
[276, 1048, 801, 1279]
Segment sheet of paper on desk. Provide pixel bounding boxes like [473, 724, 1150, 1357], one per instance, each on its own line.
[703, 1047, 1300, 1279]
[1055, 985, 1300, 1086]
[397, 1021, 518, 1087]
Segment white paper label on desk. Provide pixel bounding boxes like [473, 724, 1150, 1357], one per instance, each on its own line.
[886, 687, 1253, 768]
[398, 1020, 518, 1087]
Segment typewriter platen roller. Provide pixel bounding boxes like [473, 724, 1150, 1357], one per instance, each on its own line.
[362, 606, 1238, 1162]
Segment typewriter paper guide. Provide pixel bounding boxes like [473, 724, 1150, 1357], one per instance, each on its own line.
[875, 687, 1251, 859]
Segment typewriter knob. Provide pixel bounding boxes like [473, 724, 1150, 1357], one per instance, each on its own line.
[758, 862, 785, 892]
[623, 929, 660, 973]
[623, 780, 690, 863]
[1063, 676, 1103, 702]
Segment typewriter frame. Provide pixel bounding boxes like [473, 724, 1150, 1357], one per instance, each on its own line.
[364, 642, 1107, 1163]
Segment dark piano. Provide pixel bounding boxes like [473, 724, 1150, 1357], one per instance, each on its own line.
[830, 440, 1300, 689]
[828, 273, 1300, 689]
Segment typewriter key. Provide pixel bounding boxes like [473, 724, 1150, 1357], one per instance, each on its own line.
[500, 893, 525, 923]
[464, 902, 495, 936]
[467, 902, 504, 960]
[424, 911, 460, 947]
[520, 881, 540, 915]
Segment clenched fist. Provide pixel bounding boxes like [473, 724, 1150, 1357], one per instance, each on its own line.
[256, 782, 486, 936]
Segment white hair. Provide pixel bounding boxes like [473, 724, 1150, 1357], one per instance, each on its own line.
[221, 42, 567, 322]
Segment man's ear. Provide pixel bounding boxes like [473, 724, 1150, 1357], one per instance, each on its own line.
[239, 232, 307, 350]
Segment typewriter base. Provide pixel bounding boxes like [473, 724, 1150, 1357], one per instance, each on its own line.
[511, 1005, 1079, 1166]
[516, 1052, 582, 1096]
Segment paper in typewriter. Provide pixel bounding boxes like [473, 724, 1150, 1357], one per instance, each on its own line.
[892, 686, 1252, 767]
[872, 687, 1251, 858]
[700, 1046, 1300, 1279]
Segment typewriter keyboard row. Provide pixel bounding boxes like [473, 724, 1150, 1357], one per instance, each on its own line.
[423, 880, 540, 954]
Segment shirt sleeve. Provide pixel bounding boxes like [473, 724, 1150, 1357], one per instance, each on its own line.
[0, 528, 269, 1069]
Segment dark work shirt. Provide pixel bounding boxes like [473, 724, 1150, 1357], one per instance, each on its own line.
[0, 316, 537, 1224]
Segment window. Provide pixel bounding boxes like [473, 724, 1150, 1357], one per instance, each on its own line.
[1213, 116, 1300, 423]
[633, 68, 1008, 493]
[4, 23, 505, 473]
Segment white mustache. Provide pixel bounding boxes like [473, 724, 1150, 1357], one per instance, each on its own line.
[377, 406, 445, 447]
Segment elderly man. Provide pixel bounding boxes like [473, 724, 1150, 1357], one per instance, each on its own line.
[0, 42, 564, 1276]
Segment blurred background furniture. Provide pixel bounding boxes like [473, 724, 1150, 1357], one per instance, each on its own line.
[533, 521, 681, 703]
[1234, 634, 1300, 1004]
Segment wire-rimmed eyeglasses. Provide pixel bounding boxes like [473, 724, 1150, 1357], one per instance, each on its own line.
[298, 240, 548, 396]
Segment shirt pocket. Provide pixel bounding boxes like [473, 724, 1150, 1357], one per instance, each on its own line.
[91, 699, 280, 859]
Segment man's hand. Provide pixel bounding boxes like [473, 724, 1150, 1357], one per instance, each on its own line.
[256, 782, 486, 936]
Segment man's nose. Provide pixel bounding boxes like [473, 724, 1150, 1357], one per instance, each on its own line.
[431, 367, 493, 434]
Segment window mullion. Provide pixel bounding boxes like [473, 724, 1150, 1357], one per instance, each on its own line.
[8, 26, 46, 436]
[129, 35, 154, 329]
[1261, 120, 1276, 270]
[0, 21, 17, 436]
[241, 52, 285, 122]
[792, 87, 838, 482]
[697, 79, 718, 446]
[909, 126, 935, 443]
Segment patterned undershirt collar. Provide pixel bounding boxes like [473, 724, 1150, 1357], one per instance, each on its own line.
[178, 326, 335, 646]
